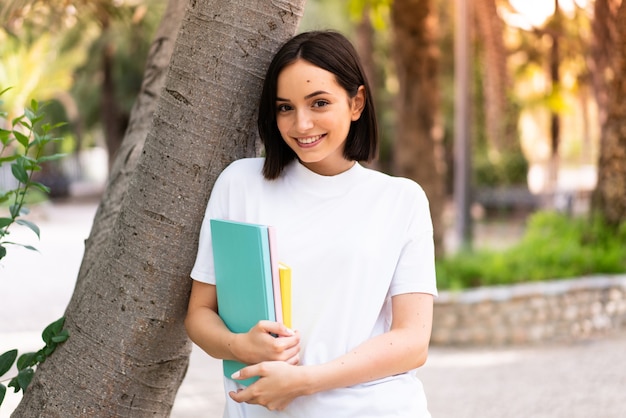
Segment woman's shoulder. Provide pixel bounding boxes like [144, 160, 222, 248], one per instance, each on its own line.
[212, 158, 266, 194]
[217, 157, 264, 181]
[221, 157, 264, 175]
[363, 166, 428, 201]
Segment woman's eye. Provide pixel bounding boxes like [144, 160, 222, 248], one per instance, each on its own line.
[313, 100, 329, 108]
[277, 104, 292, 112]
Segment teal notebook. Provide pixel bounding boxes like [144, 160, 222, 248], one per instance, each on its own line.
[210, 219, 276, 386]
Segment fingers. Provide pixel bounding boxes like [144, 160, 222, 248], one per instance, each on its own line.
[258, 320, 295, 338]
[281, 338, 301, 365]
[251, 322, 300, 362]
[229, 362, 296, 411]
[228, 387, 251, 405]
[229, 364, 274, 407]
[231, 363, 263, 383]
[285, 355, 300, 366]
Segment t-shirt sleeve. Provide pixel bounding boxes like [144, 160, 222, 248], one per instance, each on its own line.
[388, 184, 438, 297]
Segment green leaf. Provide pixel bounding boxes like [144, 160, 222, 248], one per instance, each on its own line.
[25, 107, 36, 122]
[30, 181, 51, 194]
[42, 318, 65, 345]
[11, 115, 24, 127]
[0, 245, 6, 260]
[16, 352, 38, 370]
[0, 349, 18, 376]
[43, 345, 55, 357]
[12, 131, 29, 148]
[0, 218, 13, 228]
[15, 220, 40, 238]
[51, 329, 70, 343]
[0, 128, 11, 145]
[37, 153, 66, 163]
[16, 368, 34, 392]
[11, 161, 29, 183]
[8, 376, 20, 392]
[30, 99, 38, 112]
[18, 206, 29, 216]
[0, 383, 6, 407]
[0, 190, 12, 201]
[0, 154, 20, 163]
[9, 204, 21, 218]
[50, 122, 67, 130]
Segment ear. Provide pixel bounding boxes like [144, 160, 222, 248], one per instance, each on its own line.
[350, 85, 366, 121]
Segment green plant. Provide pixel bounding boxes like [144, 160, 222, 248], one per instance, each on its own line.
[0, 89, 69, 408]
[437, 211, 626, 290]
[0, 318, 69, 406]
[0, 88, 65, 259]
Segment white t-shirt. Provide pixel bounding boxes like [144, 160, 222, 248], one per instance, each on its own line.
[191, 158, 437, 418]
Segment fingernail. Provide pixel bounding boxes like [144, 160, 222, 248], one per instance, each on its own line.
[231, 371, 240, 379]
[286, 328, 294, 336]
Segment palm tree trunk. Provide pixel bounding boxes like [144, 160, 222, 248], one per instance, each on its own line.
[592, 0, 626, 225]
[391, 0, 446, 257]
[473, 0, 516, 157]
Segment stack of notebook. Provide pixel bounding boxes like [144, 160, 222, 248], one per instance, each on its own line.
[210, 219, 292, 385]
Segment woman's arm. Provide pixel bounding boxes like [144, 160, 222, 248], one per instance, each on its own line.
[185, 280, 301, 365]
[229, 292, 434, 410]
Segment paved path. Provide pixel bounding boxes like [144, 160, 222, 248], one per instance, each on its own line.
[1, 200, 625, 417]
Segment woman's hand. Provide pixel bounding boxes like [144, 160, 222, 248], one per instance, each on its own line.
[233, 321, 300, 366]
[229, 361, 310, 411]
[230, 292, 434, 411]
[186, 281, 300, 365]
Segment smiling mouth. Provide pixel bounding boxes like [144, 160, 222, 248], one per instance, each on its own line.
[296, 134, 325, 145]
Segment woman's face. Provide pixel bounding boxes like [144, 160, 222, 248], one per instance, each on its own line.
[275, 59, 365, 176]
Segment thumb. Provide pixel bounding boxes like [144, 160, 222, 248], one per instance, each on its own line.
[231, 364, 259, 381]
[259, 320, 295, 338]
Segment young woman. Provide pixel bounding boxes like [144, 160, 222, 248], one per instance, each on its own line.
[185, 30, 437, 417]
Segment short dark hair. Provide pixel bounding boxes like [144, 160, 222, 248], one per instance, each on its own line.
[258, 30, 378, 180]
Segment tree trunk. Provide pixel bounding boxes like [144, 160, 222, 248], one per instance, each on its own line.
[100, 15, 127, 170]
[355, 5, 376, 94]
[589, 0, 620, 128]
[12, 0, 305, 416]
[473, 0, 516, 157]
[72, 0, 186, 299]
[390, 0, 446, 257]
[593, 0, 626, 225]
[547, 18, 561, 199]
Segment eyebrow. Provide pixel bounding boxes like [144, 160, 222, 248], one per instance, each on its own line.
[276, 90, 331, 102]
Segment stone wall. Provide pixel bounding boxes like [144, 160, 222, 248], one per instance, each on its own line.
[431, 275, 626, 346]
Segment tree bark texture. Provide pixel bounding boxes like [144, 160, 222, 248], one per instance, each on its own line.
[13, 0, 305, 416]
[473, 0, 517, 157]
[593, 0, 626, 225]
[72, 0, 186, 300]
[390, 0, 446, 257]
[589, 0, 621, 127]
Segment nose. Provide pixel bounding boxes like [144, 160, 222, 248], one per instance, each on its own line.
[295, 109, 314, 132]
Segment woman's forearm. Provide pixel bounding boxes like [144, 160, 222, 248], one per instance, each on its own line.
[302, 292, 433, 395]
[185, 304, 241, 361]
[185, 280, 301, 365]
[302, 326, 429, 395]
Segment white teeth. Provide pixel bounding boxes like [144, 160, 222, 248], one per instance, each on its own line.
[297, 135, 323, 144]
